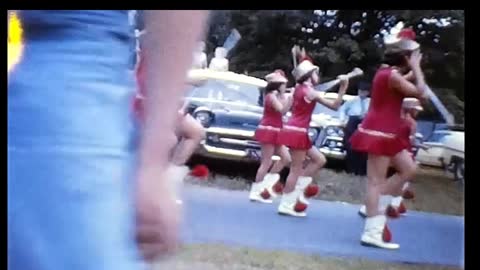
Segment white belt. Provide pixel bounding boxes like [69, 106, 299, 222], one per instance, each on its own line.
[358, 126, 396, 139]
[257, 125, 281, 132]
[283, 125, 308, 133]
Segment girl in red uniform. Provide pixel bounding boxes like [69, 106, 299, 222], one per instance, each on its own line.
[358, 97, 424, 218]
[349, 29, 429, 249]
[388, 98, 425, 215]
[250, 70, 292, 203]
[276, 60, 349, 217]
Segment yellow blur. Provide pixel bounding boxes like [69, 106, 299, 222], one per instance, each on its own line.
[8, 11, 24, 73]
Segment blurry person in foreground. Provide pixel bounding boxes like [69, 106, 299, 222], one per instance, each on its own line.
[8, 10, 208, 270]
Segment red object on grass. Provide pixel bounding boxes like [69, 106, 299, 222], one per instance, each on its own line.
[383, 225, 392, 242]
[304, 184, 319, 198]
[190, 164, 209, 179]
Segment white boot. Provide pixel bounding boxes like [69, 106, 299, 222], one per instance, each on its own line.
[263, 173, 281, 198]
[358, 195, 393, 217]
[249, 181, 273, 204]
[295, 176, 313, 205]
[361, 215, 400, 249]
[277, 190, 307, 217]
[166, 164, 189, 205]
[390, 196, 403, 208]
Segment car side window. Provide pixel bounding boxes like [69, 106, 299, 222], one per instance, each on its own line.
[428, 132, 448, 143]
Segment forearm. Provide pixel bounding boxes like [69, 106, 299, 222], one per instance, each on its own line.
[411, 67, 427, 98]
[139, 10, 208, 169]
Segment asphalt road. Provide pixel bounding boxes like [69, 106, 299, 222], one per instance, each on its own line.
[180, 185, 464, 267]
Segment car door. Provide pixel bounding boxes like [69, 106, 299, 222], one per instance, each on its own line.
[416, 131, 449, 167]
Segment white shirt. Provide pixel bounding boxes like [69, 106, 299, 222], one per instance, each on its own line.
[339, 97, 371, 123]
[209, 57, 229, 72]
[192, 52, 207, 69]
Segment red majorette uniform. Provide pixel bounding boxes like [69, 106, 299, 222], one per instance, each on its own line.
[349, 67, 406, 156]
[249, 70, 289, 204]
[277, 81, 316, 150]
[254, 93, 284, 145]
[353, 28, 421, 250]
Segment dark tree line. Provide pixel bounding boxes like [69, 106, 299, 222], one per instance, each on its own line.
[205, 10, 464, 122]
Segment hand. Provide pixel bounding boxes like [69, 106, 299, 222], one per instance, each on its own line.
[135, 165, 181, 262]
[407, 50, 423, 70]
[338, 75, 349, 95]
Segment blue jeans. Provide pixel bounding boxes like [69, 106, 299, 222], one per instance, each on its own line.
[8, 11, 144, 270]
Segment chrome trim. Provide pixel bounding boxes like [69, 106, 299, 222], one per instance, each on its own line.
[206, 127, 255, 137]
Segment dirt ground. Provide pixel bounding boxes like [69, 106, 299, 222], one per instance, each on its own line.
[153, 244, 461, 270]
[186, 158, 464, 216]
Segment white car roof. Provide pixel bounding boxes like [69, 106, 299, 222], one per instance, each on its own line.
[187, 69, 267, 88]
[319, 92, 357, 101]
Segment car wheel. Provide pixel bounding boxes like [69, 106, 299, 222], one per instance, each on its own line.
[454, 159, 464, 184]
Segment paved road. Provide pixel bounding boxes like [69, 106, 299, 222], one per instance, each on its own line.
[180, 185, 464, 267]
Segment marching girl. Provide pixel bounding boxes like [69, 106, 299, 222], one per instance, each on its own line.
[133, 48, 206, 204]
[349, 28, 429, 249]
[276, 60, 349, 217]
[358, 97, 425, 218]
[250, 70, 293, 203]
[387, 97, 426, 216]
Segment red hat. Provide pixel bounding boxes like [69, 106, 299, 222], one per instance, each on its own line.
[385, 27, 420, 53]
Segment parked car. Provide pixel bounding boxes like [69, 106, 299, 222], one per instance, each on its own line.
[416, 129, 465, 182]
[185, 69, 322, 163]
[309, 93, 356, 161]
[185, 69, 265, 163]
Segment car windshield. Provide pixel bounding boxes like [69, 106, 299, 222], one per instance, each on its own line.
[427, 131, 450, 143]
[186, 79, 261, 106]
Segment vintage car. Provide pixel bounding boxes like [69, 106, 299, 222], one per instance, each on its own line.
[185, 69, 321, 163]
[309, 93, 356, 161]
[416, 128, 465, 182]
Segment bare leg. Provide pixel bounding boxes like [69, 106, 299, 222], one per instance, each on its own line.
[303, 147, 327, 177]
[171, 114, 205, 166]
[381, 150, 417, 196]
[269, 145, 291, 174]
[254, 144, 275, 182]
[283, 149, 307, 193]
[365, 154, 391, 217]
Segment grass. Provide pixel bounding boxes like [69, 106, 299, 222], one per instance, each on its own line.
[153, 244, 461, 270]
[186, 157, 464, 216]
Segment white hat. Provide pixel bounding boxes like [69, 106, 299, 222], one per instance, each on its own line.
[265, 70, 288, 84]
[292, 60, 319, 81]
[384, 28, 420, 54]
[403, 97, 423, 111]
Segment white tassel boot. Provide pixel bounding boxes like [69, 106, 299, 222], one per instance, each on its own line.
[358, 195, 395, 218]
[166, 164, 189, 205]
[277, 189, 308, 217]
[249, 181, 273, 204]
[263, 173, 281, 198]
[295, 176, 315, 205]
[361, 215, 400, 249]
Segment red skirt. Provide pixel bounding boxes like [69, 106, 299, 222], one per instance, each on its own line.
[277, 127, 312, 150]
[350, 127, 404, 157]
[254, 126, 281, 145]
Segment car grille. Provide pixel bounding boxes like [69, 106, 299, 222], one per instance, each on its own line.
[206, 132, 260, 151]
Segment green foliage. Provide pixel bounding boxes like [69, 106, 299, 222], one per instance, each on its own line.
[205, 10, 464, 122]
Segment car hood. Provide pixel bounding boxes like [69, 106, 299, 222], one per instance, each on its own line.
[311, 113, 342, 128]
[186, 98, 263, 131]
